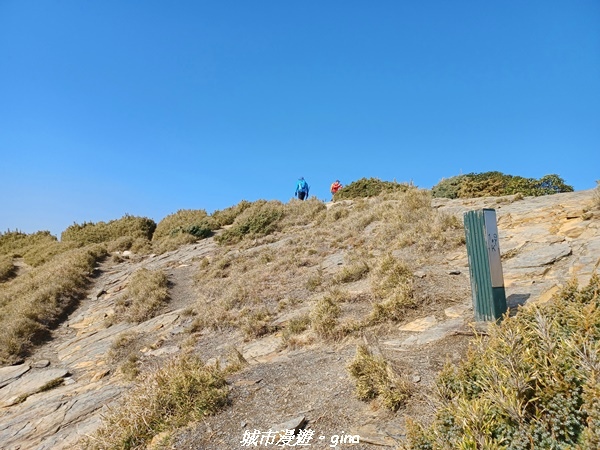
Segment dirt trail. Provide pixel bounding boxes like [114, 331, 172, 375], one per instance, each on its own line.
[0, 190, 598, 450]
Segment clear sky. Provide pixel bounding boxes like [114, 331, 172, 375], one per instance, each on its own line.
[1, 1, 599, 238]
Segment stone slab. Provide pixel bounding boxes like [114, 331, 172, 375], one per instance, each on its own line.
[0, 368, 68, 407]
[0, 364, 30, 389]
[399, 316, 437, 332]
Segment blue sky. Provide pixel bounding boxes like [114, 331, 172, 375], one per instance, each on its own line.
[1, 1, 599, 238]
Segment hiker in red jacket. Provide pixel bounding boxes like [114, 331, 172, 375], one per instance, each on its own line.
[330, 180, 342, 200]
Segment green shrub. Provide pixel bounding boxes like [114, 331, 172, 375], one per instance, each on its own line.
[348, 344, 411, 411]
[153, 209, 218, 242]
[61, 215, 156, 246]
[432, 172, 574, 199]
[216, 200, 285, 245]
[334, 178, 410, 200]
[82, 354, 228, 450]
[116, 268, 170, 323]
[431, 175, 466, 199]
[211, 200, 253, 227]
[405, 275, 600, 449]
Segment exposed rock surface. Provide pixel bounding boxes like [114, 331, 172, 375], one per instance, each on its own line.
[0, 189, 597, 449]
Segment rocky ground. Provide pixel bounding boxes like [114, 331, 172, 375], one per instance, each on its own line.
[0, 189, 598, 450]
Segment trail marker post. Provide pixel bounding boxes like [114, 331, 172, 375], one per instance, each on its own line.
[463, 208, 507, 321]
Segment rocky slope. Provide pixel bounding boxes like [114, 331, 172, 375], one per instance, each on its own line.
[0, 189, 598, 450]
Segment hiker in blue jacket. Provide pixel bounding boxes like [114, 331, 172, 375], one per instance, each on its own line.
[295, 177, 309, 200]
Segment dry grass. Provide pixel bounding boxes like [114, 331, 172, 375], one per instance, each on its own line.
[369, 254, 415, 323]
[0, 255, 16, 282]
[191, 188, 464, 338]
[310, 295, 342, 340]
[116, 268, 170, 323]
[81, 354, 229, 450]
[240, 308, 276, 340]
[0, 230, 76, 268]
[152, 233, 198, 254]
[595, 180, 600, 208]
[0, 245, 107, 364]
[348, 344, 412, 411]
[109, 331, 144, 380]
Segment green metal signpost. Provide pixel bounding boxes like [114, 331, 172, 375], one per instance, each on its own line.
[463, 208, 507, 321]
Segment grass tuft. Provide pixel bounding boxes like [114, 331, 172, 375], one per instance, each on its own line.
[310, 295, 342, 340]
[82, 354, 229, 450]
[116, 268, 170, 323]
[348, 344, 411, 411]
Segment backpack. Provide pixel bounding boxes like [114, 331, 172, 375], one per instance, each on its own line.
[298, 179, 308, 193]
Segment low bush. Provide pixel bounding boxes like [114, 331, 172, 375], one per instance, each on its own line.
[431, 175, 467, 199]
[0, 230, 61, 263]
[432, 172, 574, 199]
[82, 354, 229, 450]
[405, 275, 600, 449]
[211, 200, 253, 227]
[116, 268, 170, 323]
[216, 200, 285, 245]
[334, 178, 410, 200]
[61, 215, 156, 246]
[348, 344, 411, 411]
[153, 209, 218, 245]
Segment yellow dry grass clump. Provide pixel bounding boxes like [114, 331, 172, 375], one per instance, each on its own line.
[115, 268, 170, 323]
[0, 245, 107, 364]
[348, 344, 412, 411]
[82, 354, 229, 450]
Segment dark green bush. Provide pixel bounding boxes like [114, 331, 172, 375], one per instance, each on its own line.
[432, 172, 574, 199]
[61, 215, 156, 245]
[216, 200, 285, 245]
[431, 175, 466, 199]
[405, 275, 600, 449]
[334, 178, 411, 200]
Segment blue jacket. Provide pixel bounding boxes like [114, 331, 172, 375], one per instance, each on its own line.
[295, 178, 309, 196]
